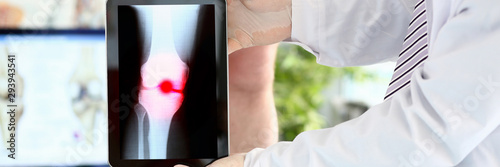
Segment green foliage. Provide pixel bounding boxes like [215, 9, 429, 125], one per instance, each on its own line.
[274, 44, 375, 141]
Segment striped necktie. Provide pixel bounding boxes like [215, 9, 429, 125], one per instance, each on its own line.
[384, 0, 429, 100]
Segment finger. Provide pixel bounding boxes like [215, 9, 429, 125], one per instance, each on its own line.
[174, 165, 189, 167]
[246, 25, 291, 46]
[241, 0, 291, 13]
[207, 153, 246, 167]
[228, 38, 243, 55]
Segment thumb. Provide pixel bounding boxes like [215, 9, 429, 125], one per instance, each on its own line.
[173, 165, 189, 167]
[207, 153, 246, 167]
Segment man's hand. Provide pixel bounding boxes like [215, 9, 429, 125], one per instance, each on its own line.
[174, 153, 246, 167]
[207, 153, 246, 167]
[227, 0, 292, 54]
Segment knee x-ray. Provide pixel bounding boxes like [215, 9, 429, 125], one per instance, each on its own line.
[117, 5, 221, 160]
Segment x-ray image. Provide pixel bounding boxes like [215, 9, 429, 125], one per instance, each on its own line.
[118, 5, 219, 159]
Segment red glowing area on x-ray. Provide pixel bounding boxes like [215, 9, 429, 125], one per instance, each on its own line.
[158, 80, 183, 94]
[139, 54, 187, 119]
[159, 80, 174, 93]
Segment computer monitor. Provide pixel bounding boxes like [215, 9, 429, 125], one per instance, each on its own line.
[0, 30, 108, 166]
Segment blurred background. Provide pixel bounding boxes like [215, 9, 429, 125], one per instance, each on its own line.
[274, 44, 394, 141]
[0, 0, 395, 166]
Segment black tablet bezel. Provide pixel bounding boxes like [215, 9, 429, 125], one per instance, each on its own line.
[106, 0, 228, 166]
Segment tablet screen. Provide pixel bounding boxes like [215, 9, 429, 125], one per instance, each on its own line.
[117, 4, 219, 160]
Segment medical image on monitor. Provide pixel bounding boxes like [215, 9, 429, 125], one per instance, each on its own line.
[0, 32, 108, 166]
[117, 5, 218, 159]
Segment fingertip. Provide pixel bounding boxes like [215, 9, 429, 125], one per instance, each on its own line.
[174, 165, 189, 167]
[228, 38, 243, 55]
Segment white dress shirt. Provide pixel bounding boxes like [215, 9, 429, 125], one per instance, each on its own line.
[244, 0, 500, 166]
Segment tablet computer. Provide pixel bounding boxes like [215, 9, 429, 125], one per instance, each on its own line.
[106, 0, 228, 166]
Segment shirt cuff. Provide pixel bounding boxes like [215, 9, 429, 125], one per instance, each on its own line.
[286, 0, 323, 60]
[243, 148, 265, 167]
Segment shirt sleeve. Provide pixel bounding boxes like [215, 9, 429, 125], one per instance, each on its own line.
[286, 0, 416, 67]
[245, 0, 500, 166]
